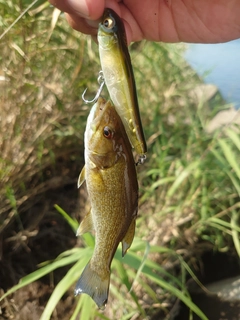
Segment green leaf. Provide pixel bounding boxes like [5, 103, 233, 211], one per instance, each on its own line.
[0, 248, 92, 301]
[209, 217, 240, 232]
[225, 127, 240, 151]
[218, 138, 240, 180]
[54, 204, 79, 233]
[40, 255, 93, 320]
[231, 209, 240, 257]
[167, 161, 200, 197]
[146, 272, 207, 320]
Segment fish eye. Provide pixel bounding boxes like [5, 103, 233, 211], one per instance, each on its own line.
[103, 126, 113, 139]
[103, 17, 115, 29]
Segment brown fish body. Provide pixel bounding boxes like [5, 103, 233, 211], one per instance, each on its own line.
[75, 98, 138, 309]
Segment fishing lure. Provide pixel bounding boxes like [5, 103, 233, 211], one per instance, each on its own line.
[98, 8, 147, 161]
[83, 8, 147, 164]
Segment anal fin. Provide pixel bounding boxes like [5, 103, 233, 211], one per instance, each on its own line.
[76, 209, 94, 236]
[122, 218, 136, 257]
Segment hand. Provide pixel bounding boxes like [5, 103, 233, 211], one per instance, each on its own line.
[49, 0, 240, 44]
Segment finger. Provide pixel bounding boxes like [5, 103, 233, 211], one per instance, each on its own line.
[49, 0, 105, 19]
[65, 13, 98, 36]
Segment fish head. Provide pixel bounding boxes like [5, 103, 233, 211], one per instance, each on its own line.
[85, 97, 129, 168]
[98, 8, 127, 50]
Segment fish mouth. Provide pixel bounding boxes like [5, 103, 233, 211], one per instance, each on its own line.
[87, 98, 113, 135]
[85, 98, 107, 142]
[91, 98, 109, 122]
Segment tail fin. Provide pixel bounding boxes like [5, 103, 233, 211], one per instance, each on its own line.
[74, 261, 110, 310]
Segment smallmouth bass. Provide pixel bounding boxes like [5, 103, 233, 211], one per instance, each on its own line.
[75, 97, 138, 309]
[98, 8, 147, 160]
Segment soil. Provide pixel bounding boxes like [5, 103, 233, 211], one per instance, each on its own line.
[0, 155, 239, 320]
[0, 155, 84, 319]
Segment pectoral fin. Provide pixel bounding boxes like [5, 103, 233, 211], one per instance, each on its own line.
[76, 209, 94, 236]
[77, 166, 86, 188]
[122, 219, 136, 257]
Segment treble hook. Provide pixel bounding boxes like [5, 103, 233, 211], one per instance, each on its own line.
[136, 154, 147, 166]
[82, 71, 105, 104]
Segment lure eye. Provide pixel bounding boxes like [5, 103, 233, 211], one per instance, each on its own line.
[103, 17, 115, 29]
[103, 126, 113, 139]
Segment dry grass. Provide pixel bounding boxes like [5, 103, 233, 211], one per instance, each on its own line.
[0, 5, 98, 233]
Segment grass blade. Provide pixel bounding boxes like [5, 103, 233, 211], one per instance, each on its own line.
[40, 255, 92, 320]
[54, 204, 79, 233]
[0, 248, 92, 301]
[218, 138, 240, 180]
[225, 127, 240, 150]
[231, 209, 240, 257]
[167, 161, 200, 197]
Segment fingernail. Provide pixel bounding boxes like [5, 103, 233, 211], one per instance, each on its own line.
[68, 0, 89, 18]
[86, 19, 99, 28]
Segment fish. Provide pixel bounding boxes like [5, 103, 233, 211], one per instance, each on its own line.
[74, 97, 138, 309]
[98, 8, 147, 161]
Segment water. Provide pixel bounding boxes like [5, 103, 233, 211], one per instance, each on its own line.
[184, 39, 240, 109]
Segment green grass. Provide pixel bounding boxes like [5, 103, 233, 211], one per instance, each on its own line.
[0, 228, 208, 320]
[1, 1, 239, 319]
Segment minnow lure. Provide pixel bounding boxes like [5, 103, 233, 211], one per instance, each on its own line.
[97, 8, 147, 162]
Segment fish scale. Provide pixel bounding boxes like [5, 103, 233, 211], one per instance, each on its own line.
[88, 165, 130, 265]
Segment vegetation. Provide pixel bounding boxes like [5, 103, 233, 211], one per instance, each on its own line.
[0, 1, 239, 319]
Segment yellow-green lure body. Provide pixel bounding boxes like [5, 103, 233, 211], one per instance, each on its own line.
[98, 8, 147, 159]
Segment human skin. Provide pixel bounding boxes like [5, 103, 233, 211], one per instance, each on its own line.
[48, 0, 240, 45]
